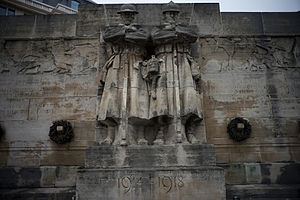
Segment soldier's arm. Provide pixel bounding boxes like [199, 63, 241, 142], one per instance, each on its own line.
[175, 25, 198, 43]
[103, 26, 126, 43]
[151, 27, 177, 45]
[125, 26, 149, 45]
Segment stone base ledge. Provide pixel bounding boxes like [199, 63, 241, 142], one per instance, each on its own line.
[77, 166, 225, 200]
[86, 144, 216, 168]
[227, 184, 300, 199]
[79, 166, 224, 171]
[0, 187, 75, 200]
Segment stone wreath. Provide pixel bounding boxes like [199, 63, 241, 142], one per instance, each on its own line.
[49, 120, 74, 144]
[227, 117, 251, 142]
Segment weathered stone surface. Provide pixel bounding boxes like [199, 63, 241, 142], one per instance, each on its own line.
[222, 13, 264, 35]
[0, 3, 299, 200]
[262, 12, 300, 35]
[221, 163, 300, 185]
[40, 150, 85, 166]
[245, 163, 262, 184]
[182, 3, 222, 35]
[0, 188, 75, 200]
[19, 167, 42, 187]
[0, 39, 99, 75]
[0, 15, 77, 39]
[81, 141, 224, 199]
[291, 146, 300, 162]
[0, 36, 100, 168]
[55, 166, 79, 187]
[0, 7, 298, 164]
[77, 167, 225, 200]
[0, 16, 36, 38]
[77, 3, 222, 36]
[86, 145, 216, 168]
[199, 36, 300, 164]
[227, 184, 300, 200]
[0, 167, 43, 188]
[223, 164, 246, 185]
[41, 166, 56, 187]
[96, 3, 204, 146]
[0, 5, 299, 40]
[274, 163, 300, 184]
[0, 166, 79, 188]
[0, 168, 18, 188]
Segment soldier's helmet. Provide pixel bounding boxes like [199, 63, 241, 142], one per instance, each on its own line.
[162, 1, 180, 14]
[117, 4, 138, 14]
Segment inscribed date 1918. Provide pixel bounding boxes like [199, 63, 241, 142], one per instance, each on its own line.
[117, 175, 184, 194]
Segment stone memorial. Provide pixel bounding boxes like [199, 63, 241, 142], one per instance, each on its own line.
[0, 1, 299, 200]
[77, 2, 225, 200]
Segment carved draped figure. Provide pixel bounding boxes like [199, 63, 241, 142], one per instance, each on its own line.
[150, 25, 203, 124]
[97, 25, 149, 126]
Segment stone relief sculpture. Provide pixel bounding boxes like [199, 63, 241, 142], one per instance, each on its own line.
[199, 37, 299, 72]
[97, 4, 149, 145]
[149, 1, 202, 144]
[97, 2, 203, 145]
[0, 40, 98, 75]
[141, 55, 162, 100]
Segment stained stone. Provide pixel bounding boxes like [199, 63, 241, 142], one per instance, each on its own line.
[77, 144, 225, 200]
[0, 1, 299, 200]
[77, 167, 225, 200]
[85, 145, 216, 168]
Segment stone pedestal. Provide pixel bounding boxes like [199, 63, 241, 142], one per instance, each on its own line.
[76, 145, 225, 200]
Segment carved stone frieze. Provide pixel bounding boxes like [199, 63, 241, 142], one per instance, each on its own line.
[0, 39, 99, 75]
[199, 37, 300, 72]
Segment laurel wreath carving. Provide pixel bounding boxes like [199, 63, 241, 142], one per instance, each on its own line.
[227, 117, 251, 142]
[49, 120, 74, 144]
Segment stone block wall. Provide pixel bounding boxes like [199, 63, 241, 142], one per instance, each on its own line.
[200, 36, 300, 163]
[0, 37, 99, 167]
[0, 3, 299, 199]
[0, 15, 101, 196]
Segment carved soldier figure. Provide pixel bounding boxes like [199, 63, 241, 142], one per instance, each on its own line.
[150, 1, 202, 144]
[97, 4, 149, 145]
[141, 55, 162, 100]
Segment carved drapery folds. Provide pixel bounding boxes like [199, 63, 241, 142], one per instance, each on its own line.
[97, 2, 203, 145]
[97, 4, 149, 146]
[150, 3, 202, 144]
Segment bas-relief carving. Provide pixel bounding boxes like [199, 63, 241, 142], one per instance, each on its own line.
[0, 40, 99, 75]
[97, 2, 203, 146]
[200, 37, 300, 72]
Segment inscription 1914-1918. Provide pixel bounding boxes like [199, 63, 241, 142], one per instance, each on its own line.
[117, 175, 184, 193]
